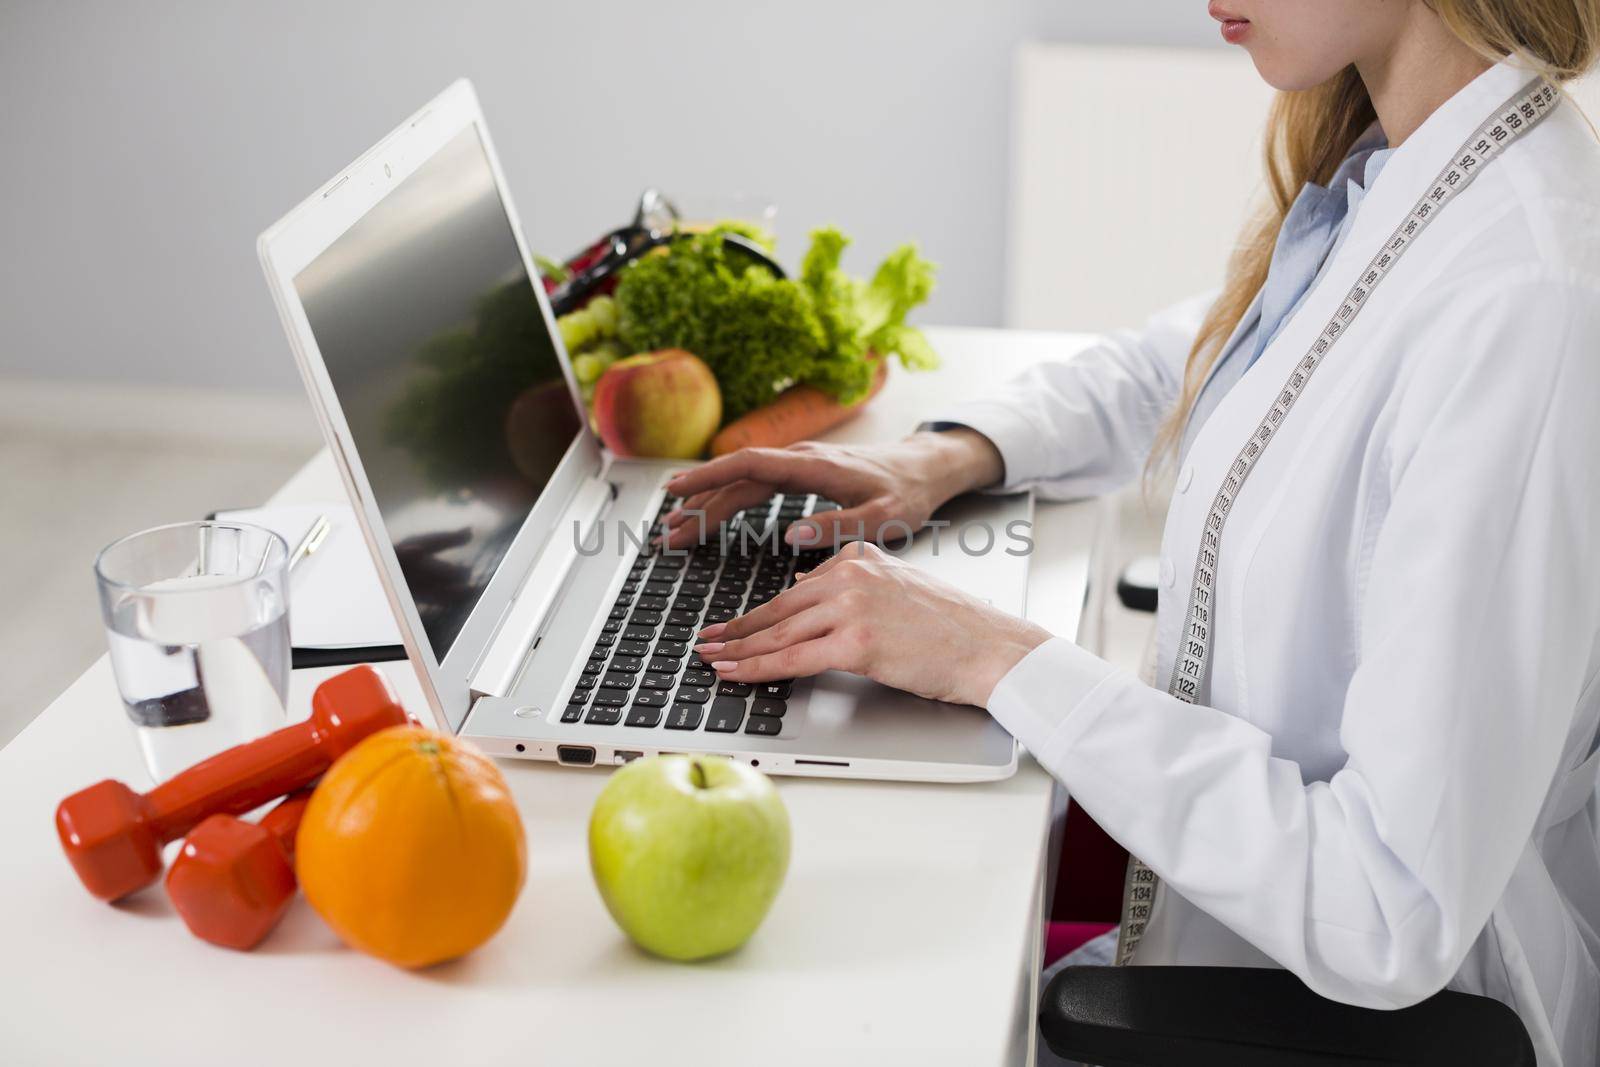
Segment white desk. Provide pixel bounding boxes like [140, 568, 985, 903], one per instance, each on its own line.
[0, 327, 1103, 1066]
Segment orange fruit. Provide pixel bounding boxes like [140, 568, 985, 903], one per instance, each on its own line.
[296, 725, 526, 968]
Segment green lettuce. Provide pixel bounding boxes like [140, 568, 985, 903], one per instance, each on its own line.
[614, 224, 937, 421]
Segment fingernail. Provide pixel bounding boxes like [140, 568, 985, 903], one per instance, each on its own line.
[696, 642, 726, 654]
[792, 570, 809, 581]
[664, 508, 683, 523]
[711, 661, 739, 672]
[698, 623, 726, 639]
[785, 523, 813, 545]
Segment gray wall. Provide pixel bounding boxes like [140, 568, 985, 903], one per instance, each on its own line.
[0, 1, 1216, 392]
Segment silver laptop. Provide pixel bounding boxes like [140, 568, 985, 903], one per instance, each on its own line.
[257, 79, 1027, 782]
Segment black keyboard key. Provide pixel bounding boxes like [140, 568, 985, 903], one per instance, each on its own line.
[654, 641, 688, 659]
[758, 680, 793, 699]
[630, 610, 663, 627]
[610, 605, 630, 621]
[650, 556, 686, 572]
[616, 640, 650, 658]
[703, 606, 737, 624]
[626, 705, 663, 727]
[673, 593, 706, 612]
[567, 689, 589, 705]
[586, 707, 622, 725]
[620, 581, 640, 597]
[751, 697, 787, 718]
[639, 672, 678, 690]
[746, 591, 776, 608]
[660, 624, 695, 642]
[674, 685, 713, 704]
[666, 704, 704, 730]
[591, 691, 627, 708]
[647, 656, 680, 674]
[635, 595, 668, 612]
[623, 626, 657, 642]
[679, 581, 711, 598]
[593, 633, 616, 649]
[599, 672, 637, 690]
[706, 697, 746, 733]
[710, 592, 743, 610]
[683, 669, 716, 687]
[609, 656, 644, 674]
[718, 681, 753, 697]
[643, 581, 676, 599]
[631, 690, 669, 708]
[582, 660, 604, 675]
[667, 610, 700, 627]
[744, 715, 781, 736]
[561, 706, 583, 723]
[602, 619, 623, 634]
[687, 652, 711, 670]
[573, 674, 596, 690]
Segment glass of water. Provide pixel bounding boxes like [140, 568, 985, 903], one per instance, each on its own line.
[95, 521, 291, 782]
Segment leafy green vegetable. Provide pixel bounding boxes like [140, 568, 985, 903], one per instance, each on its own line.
[614, 225, 937, 420]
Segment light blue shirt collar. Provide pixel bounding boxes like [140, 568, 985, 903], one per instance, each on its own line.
[1180, 123, 1391, 460]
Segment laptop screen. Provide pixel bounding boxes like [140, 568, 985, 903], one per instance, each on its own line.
[293, 126, 583, 661]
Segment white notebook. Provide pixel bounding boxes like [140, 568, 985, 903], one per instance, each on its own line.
[215, 503, 403, 649]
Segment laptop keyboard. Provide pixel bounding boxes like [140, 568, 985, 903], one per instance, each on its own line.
[562, 492, 836, 737]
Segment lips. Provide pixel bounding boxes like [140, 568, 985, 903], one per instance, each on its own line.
[1208, 1, 1250, 43]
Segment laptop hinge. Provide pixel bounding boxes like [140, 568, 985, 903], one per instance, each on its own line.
[468, 475, 615, 699]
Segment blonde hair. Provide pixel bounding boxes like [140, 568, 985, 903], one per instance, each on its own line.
[1147, 0, 1600, 475]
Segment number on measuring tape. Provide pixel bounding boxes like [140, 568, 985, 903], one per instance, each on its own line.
[1113, 77, 1558, 967]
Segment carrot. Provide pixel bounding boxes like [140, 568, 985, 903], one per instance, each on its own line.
[709, 357, 889, 456]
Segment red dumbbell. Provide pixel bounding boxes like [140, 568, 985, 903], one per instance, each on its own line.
[166, 788, 312, 950]
[55, 665, 406, 902]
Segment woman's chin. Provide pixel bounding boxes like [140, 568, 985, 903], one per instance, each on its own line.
[1245, 51, 1351, 94]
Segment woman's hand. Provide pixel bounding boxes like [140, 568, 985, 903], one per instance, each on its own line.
[694, 542, 1050, 708]
[657, 428, 1004, 551]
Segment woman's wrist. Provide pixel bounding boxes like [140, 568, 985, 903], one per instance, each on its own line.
[906, 428, 1006, 507]
[968, 615, 1052, 708]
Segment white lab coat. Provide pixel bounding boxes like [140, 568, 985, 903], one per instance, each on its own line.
[940, 62, 1600, 1065]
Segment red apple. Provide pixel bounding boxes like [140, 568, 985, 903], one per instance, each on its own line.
[592, 349, 722, 459]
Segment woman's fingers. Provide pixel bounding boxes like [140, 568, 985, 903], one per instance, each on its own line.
[698, 603, 837, 662]
[700, 578, 832, 641]
[793, 539, 882, 574]
[709, 636, 844, 682]
[666, 448, 814, 499]
[659, 481, 774, 548]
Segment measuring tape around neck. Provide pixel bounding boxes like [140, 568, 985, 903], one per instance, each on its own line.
[1113, 76, 1559, 967]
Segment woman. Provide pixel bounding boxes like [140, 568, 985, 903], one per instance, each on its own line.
[664, 1, 1600, 1062]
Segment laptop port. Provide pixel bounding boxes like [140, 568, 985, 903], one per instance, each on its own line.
[613, 750, 643, 765]
[557, 745, 596, 766]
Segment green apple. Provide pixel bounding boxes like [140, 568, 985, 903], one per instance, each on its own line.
[588, 755, 790, 961]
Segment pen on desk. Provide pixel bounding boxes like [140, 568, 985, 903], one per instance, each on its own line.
[287, 514, 332, 574]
